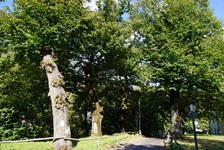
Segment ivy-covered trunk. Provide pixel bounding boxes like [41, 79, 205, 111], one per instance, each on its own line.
[42, 54, 72, 150]
[170, 89, 181, 139]
[91, 101, 103, 136]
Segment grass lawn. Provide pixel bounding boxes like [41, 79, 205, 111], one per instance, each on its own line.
[0, 141, 52, 150]
[0, 134, 138, 150]
[75, 134, 135, 150]
[168, 134, 224, 150]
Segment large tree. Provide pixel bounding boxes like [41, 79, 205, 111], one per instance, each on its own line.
[1, 0, 88, 149]
[130, 0, 224, 138]
[67, 0, 134, 136]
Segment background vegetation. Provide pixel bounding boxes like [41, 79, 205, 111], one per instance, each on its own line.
[0, 0, 224, 142]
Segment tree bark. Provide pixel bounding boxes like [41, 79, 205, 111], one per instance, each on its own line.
[91, 101, 103, 136]
[170, 89, 181, 139]
[42, 54, 72, 150]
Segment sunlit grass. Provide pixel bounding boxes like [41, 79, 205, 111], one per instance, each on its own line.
[0, 134, 138, 150]
[0, 141, 52, 150]
[167, 134, 224, 150]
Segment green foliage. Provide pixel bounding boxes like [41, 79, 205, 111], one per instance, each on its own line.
[51, 75, 65, 87]
[0, 61, 53, 140]
[41, 60, 56, 73]
[0, 107, 30, 140]
[129, 0, 224, 134]
[182, 119, 193, 133]
[0, 31, 52, 140]
[1, 0, 224, 141]
[0, 0, 85, 140]
[196, 118, 209, 131]
[66, 0, 136, 136]
[54, 93, 68, 109]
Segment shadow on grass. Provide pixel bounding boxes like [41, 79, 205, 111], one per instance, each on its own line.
[71, 140, 78, 147]
[176, 135, 224, 150]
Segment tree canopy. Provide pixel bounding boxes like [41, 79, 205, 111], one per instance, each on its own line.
[1, 0, 224, 143]
[129, 0, 224, 137]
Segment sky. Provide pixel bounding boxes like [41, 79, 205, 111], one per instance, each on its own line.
[0, 0, 224, 22]
[209, 0, 224, 22]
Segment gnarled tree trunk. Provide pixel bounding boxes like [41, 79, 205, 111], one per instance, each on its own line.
[42, 54, 72, 150]
[91, 101, 103, 136]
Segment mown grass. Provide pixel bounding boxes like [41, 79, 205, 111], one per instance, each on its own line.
[167, 134, 224, 150]
[0, 141, 52, 150]
[0, 134, 137, 150]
